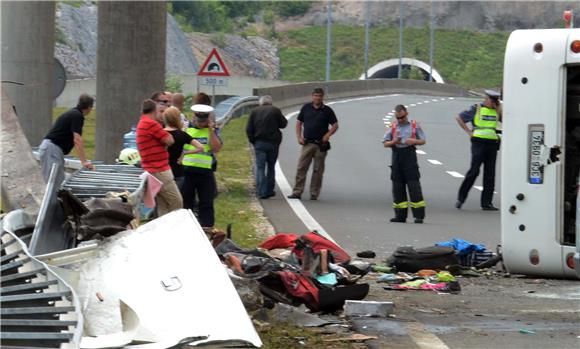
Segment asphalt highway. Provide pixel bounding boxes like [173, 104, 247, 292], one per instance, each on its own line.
[259, 93, 579, 349]
[264, 94, 501, 255]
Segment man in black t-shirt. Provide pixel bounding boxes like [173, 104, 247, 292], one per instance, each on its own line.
[39, 94, 94, 186]
[287, 88, 339, 200]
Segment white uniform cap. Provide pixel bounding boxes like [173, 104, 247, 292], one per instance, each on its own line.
[191, 104, 214, 113]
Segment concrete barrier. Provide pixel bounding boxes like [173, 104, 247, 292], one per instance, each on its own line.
[253, 79, 470, 110]
[56, 76, 288, 108]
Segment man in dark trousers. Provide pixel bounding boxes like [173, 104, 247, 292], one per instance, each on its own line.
[287, 87, 338, 200]
[455, 90, 502, 211]
[383, 105, 427, 223]
[246, 95, 288, 199]
[39, 93, 95, 186]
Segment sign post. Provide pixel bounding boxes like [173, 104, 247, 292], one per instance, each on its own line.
[197, 48, 231, 106]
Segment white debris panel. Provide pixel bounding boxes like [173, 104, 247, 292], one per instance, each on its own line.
[54, 209, 262, 348]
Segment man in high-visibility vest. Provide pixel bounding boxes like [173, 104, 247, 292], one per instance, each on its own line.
[383, 105, 427, 223]
[182, 104, 222, 228]
[455, 90, 502, 211]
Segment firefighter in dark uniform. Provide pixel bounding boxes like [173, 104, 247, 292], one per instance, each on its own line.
[454, 90, 502, 211]
[383, 105, 427, 223]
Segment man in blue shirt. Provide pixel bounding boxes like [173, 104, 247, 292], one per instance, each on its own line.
[383, 105, 426, 223]
[454, 90, 502, 211]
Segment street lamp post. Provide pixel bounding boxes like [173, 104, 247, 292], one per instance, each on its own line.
[326, 0, 332, 82]
[429, 0, 434, 82]
[364, 0, 370, 80]
[398, 0, 403, 79]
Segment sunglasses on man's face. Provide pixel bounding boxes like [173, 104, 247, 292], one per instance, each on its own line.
[158, 100, 169, 105]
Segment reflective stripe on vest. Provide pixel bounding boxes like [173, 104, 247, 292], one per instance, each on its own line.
[182, 127, 212, 169]
[391, 120, 417, 139]
[473, 105, 498, 140]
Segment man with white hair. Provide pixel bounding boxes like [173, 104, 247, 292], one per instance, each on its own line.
[246, 95, 288, 199]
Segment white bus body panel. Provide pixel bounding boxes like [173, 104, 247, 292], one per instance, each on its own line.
[501, 29, 580, 278]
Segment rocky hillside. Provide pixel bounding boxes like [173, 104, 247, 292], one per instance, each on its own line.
[56, 2, 199, 78]
[279, 1, 579, 32]
[55, 1, 280, 80]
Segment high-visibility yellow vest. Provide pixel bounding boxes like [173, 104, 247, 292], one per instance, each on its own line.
[182, 127, 212, 169]
[473, 105, 499, 140]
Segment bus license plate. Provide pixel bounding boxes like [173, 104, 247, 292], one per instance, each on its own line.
[529, 129, 544, 184]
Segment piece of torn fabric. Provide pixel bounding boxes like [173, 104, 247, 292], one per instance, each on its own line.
[139, 172, 162, 208]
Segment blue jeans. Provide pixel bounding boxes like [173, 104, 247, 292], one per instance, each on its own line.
[254, 140, 279, 198]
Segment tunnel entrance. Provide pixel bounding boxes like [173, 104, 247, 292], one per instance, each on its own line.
[360, 58, 445, 83]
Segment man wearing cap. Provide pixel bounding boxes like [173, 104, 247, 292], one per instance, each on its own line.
[454, 90, 502, 211]
[182, 104, 222, 228]
[383, 105, 427, 223]
[287, 87, 338, 200]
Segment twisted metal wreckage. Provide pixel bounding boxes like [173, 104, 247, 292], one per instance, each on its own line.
[1, 90, 372, 348]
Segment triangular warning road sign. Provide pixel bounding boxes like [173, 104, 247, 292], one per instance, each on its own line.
[197, 48, 230, 77]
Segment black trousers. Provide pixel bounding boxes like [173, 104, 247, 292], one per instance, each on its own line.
[390, 147, 425, 220]
[182, 167, 216, 228]
[457, 140, 499, 207]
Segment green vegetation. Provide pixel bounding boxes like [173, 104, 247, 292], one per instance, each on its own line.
[169, 1, 312, 33]
[165, 74, 184, 93]
[279, 25, 509, 88]
[213, 116, 265, 248]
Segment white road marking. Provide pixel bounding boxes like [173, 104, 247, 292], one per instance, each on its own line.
[432, 99, 439, 102]
[410, 104, 416, 107]
[423, 101, 430, 103]
[403, 321, 450, 349]
[417, 102, 422, 105]
[427, 159, 442, 165]
[446, 171, 465, 178]
[275, 93, 452, 349]
[474, 186, 483, 191]
[448, 97, 455, 100]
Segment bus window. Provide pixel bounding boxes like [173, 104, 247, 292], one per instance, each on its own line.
[564, 66, 580, 245]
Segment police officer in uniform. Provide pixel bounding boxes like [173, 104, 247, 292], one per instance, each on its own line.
[383, 105, 427, 223]
[455, 90, 502, 210]
[182, 104, 222, 228]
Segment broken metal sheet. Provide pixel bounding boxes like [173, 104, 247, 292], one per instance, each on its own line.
[29, 164, 72, 255]
[271, 303, 340, 328]
[45, 209, 262, 348]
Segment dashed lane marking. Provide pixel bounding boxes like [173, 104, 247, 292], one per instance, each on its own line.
[446, 171, 465, 178]
[416, 150, 427, 155]
[427, 159, 442, 165]
[403, 321, 450, 349]
[410, 104, 416, 107]
[474, 186, 483, 191]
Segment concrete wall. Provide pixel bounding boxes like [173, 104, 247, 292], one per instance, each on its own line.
[253, 79, 470, 110]
[1, 1, 55, 146]
[95, 1, 167, 163]
[55, 76, 287, 108]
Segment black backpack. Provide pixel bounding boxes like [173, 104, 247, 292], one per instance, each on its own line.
[387, 246, 459, 272]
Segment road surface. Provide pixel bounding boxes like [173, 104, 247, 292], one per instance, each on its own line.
[259, 93, 580, 349]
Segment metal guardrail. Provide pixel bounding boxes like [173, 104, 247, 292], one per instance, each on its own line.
[61, 165, 144, 201]
[1, 222, 83, 349]
[215, 95, 259, 127]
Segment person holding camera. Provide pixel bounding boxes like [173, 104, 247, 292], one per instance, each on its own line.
[383, 105, 427, 223]
[454, 90, 502, 211]
[287, 88, 338, 201]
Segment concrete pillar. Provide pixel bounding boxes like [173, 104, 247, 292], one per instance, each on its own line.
[95, 1, 166, 162]
[1, 1, 55, 146]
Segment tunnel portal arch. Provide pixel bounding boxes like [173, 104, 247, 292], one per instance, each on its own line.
[360, 58, 445, 83]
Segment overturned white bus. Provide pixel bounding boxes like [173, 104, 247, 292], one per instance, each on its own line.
[501, 29, 580, 279]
